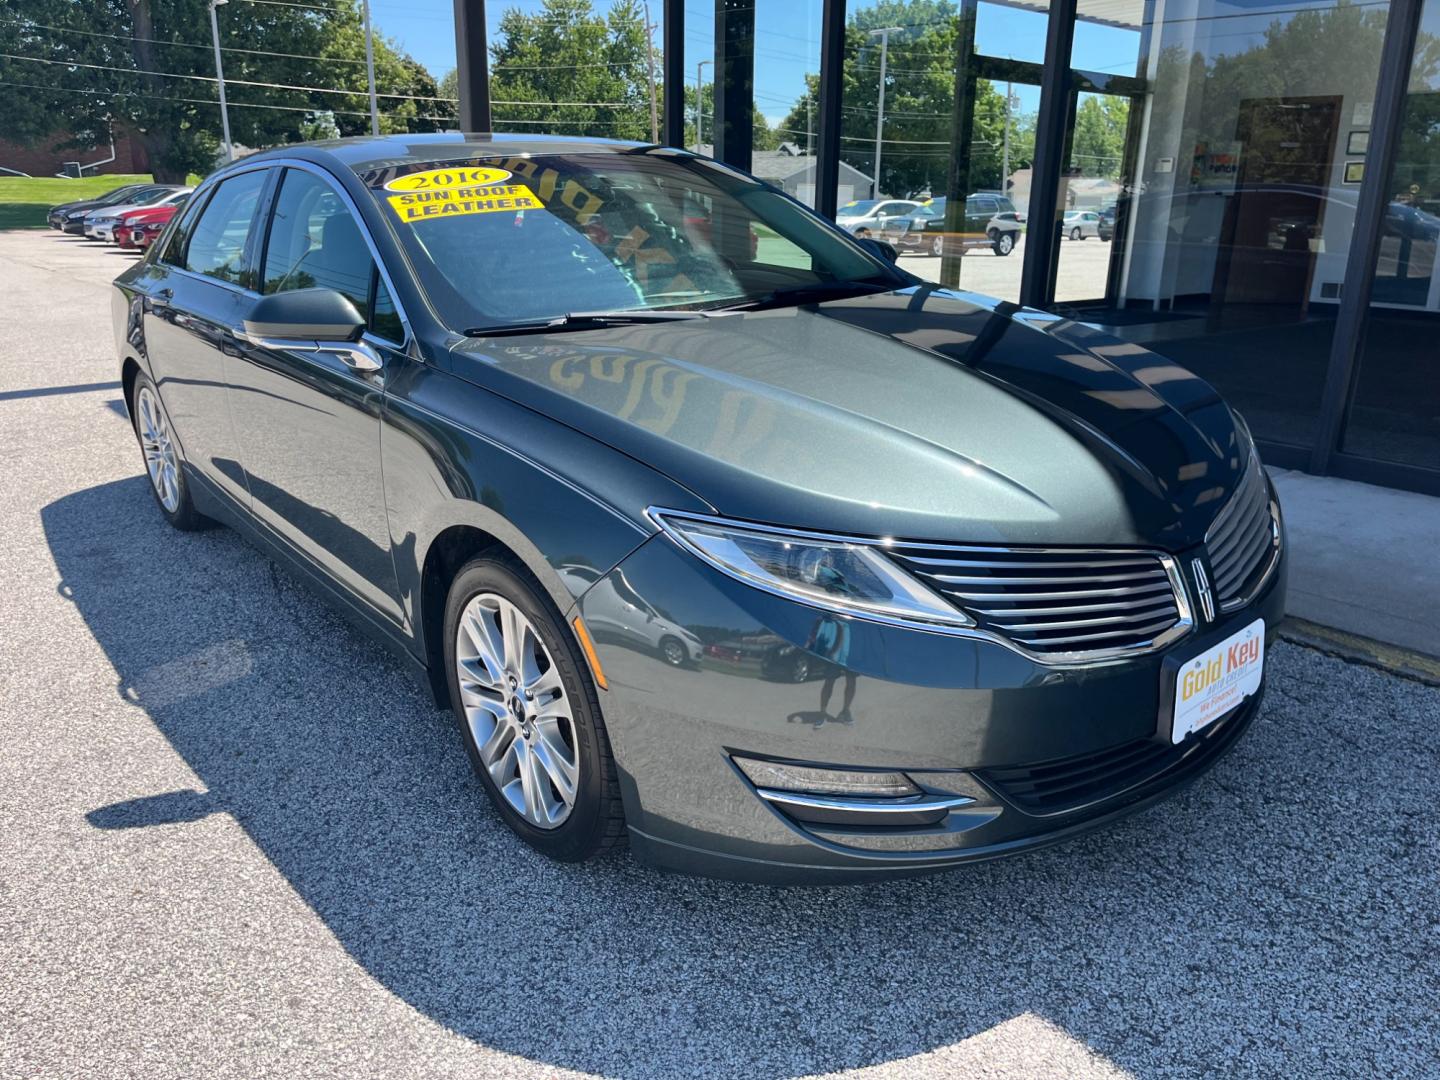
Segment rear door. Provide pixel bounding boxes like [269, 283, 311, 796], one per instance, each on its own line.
[228, 164, 404, 626]
[142, 167, 272, 509]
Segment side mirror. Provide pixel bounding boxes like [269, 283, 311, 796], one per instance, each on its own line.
[242, 288, 364, 343]
[855, 236, 899, 264]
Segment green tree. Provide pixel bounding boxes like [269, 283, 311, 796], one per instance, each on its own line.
[484, 0, 657, 141]
[778, 0, 1031, 198]
[0, 0, 451, 181]
[1069, 95, 1128, 180]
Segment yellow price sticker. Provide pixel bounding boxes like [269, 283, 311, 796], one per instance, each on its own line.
[384, 165, 513, 192]
[386, 183, 544, 223]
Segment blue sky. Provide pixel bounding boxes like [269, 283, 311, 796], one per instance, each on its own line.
[371, 0, 1142, 125]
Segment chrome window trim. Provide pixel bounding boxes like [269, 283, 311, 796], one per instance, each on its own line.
[647, 506, 1196, 668]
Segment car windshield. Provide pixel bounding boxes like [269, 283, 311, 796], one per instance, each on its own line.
[113, 187, 170, 207]
[361, 152, 897, 331]
[839, 200, 880, 216]
[96, 186, 151, 206]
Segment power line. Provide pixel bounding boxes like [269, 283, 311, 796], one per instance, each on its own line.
[0, 18, 372, 65]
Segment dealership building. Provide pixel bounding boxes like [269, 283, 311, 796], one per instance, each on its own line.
[451, 0, 1440, 494]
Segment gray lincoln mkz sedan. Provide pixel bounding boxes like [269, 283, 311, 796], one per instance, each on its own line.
[112, 134, 1285, 883]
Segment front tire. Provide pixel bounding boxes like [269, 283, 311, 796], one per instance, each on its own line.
[992, 231, 1015, 256]
[444, 556, 625, 862]
[930, 235, 944, 257]
[129, 372, 209, 531]
[659, 636, 687, 667]
[1070, 227, 1083, 240]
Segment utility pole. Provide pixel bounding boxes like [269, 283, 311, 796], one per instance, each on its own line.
[361, 0, 380, 135]
[695, 59, 711, 152]
[1002, 81, 1013, 198]
[207, 0, 233, 162]
[643, 2, 659, 143]
[867, 26, 900, 198]
[643, 1, 659, 142]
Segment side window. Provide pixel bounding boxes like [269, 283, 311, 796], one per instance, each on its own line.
[182, 170, 269, 287]
[369, 271, 404, 343]
[159, 191, 210, 267]
[262, 168, 374, 320]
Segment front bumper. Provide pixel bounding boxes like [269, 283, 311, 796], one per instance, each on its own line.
[582, 528, 1287, 884]
[86, 220, 117, 241]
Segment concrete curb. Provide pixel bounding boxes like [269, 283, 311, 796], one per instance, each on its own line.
[1279, 616, 1440, 688]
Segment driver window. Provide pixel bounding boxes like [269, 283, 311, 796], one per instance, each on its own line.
[262, 168, 375, 320]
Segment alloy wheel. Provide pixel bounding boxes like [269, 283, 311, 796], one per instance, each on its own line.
[136, 385, 180, 512]
[931, 235, 944, 257]
[455, 592, 580, 829]
[661, 639, 686, 666]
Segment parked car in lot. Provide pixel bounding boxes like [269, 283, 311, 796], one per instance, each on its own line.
[85, 187, 190, 242]
[1063, 209, 1103, 240]
[55, 184, 174, 234]
[113, 134, 1285, 883]
[47, 183, 156, 230]
[115, 203, 185, 251]
[834, 197, 920, 237]
[1098, 204, 1117, 241]
[884, 194, 1023, 256]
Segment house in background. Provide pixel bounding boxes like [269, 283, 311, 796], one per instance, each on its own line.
[695, 142, 874, 208]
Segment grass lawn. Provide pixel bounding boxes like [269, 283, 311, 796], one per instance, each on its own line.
[0, 174, 200, 229]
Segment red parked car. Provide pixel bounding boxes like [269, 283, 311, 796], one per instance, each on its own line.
[115, 203, 182, 251]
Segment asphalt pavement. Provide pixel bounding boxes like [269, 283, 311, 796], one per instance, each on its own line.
[1, 229, 1437, 1080]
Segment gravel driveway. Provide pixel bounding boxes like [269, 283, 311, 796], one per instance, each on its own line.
[0, 228, 1436, 1080]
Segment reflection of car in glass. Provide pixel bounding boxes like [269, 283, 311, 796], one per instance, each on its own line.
[884, 195, 1023, 257]
[558, 565, 701, 668]
[84, 188, 190, 242]
[834, 198, 920, 237]
[114, 134, 1285, 882]
[1063, 210, 1102, 240]
[1098, 205, 1117, 242]
[117, 204, 185, 251]
[704, 633, 817, 682]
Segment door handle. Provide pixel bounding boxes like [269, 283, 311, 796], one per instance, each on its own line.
[148, 288, 173, 310]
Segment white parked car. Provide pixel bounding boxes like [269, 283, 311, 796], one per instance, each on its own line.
[835, 198, 921, 238]
[84, 187, 191, 242]
[1062, 210, 1102, 240]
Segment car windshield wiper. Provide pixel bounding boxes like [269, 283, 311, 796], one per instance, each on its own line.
[462, 309, 711, 337]
[717, 279, 894, 313]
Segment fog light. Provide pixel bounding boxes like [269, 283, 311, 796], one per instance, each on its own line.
[732, 755, 920, 798]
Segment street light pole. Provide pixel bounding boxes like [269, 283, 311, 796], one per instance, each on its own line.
[695, 59, 711, 152]
[1002, 81, 1013, 198]
[361, 0, 380, 136]
[208, 0, 233, 162]
[867, 26, 901, 198]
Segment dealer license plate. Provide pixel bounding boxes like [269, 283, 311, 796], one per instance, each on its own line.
[1171, 618, 1264, 744]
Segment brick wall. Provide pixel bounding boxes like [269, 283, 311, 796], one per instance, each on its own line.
[0, 130, 150, 177]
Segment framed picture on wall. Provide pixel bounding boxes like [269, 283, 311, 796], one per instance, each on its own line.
[1344, 161, 1366, 184]
[1347, 130, 1370, 155]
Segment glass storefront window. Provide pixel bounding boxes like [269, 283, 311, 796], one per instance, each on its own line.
[1058, 0, 1395, 454]
[1341, 0, 1440, 472]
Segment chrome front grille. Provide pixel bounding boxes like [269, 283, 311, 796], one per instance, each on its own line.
[1206, 455, 1280, 611]
[887, 545, 1187, 659]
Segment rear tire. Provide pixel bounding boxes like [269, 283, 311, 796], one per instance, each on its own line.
[1070, 227, 1083, 241]
[992, 231, 1015, 256]
[444, 556, 625, 862]
[128, 371, 210, 531]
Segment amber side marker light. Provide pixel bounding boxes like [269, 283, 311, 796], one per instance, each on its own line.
[572, 615, 609, 691]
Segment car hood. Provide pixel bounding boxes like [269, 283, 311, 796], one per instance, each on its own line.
[449, 286, 1249, 547]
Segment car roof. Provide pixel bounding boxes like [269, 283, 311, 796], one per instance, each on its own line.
[237, 132, 664, 176]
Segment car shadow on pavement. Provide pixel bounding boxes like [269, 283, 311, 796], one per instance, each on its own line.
[45, 477, 1434, 1079]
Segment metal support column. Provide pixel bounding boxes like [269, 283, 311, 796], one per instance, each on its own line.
[1018, 0, 1077, 309]
[453, 0, 491, 132]
[939, 0, 978, 289]
[814, 0, 846, 220]
[663, 0, 685, 147]
[1308, 0, 1424, 473]
[712, 0, 755, 171]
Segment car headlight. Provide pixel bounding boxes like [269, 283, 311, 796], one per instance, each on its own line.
[649, 509, 973, 630]
[123, 216, 141, 226]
